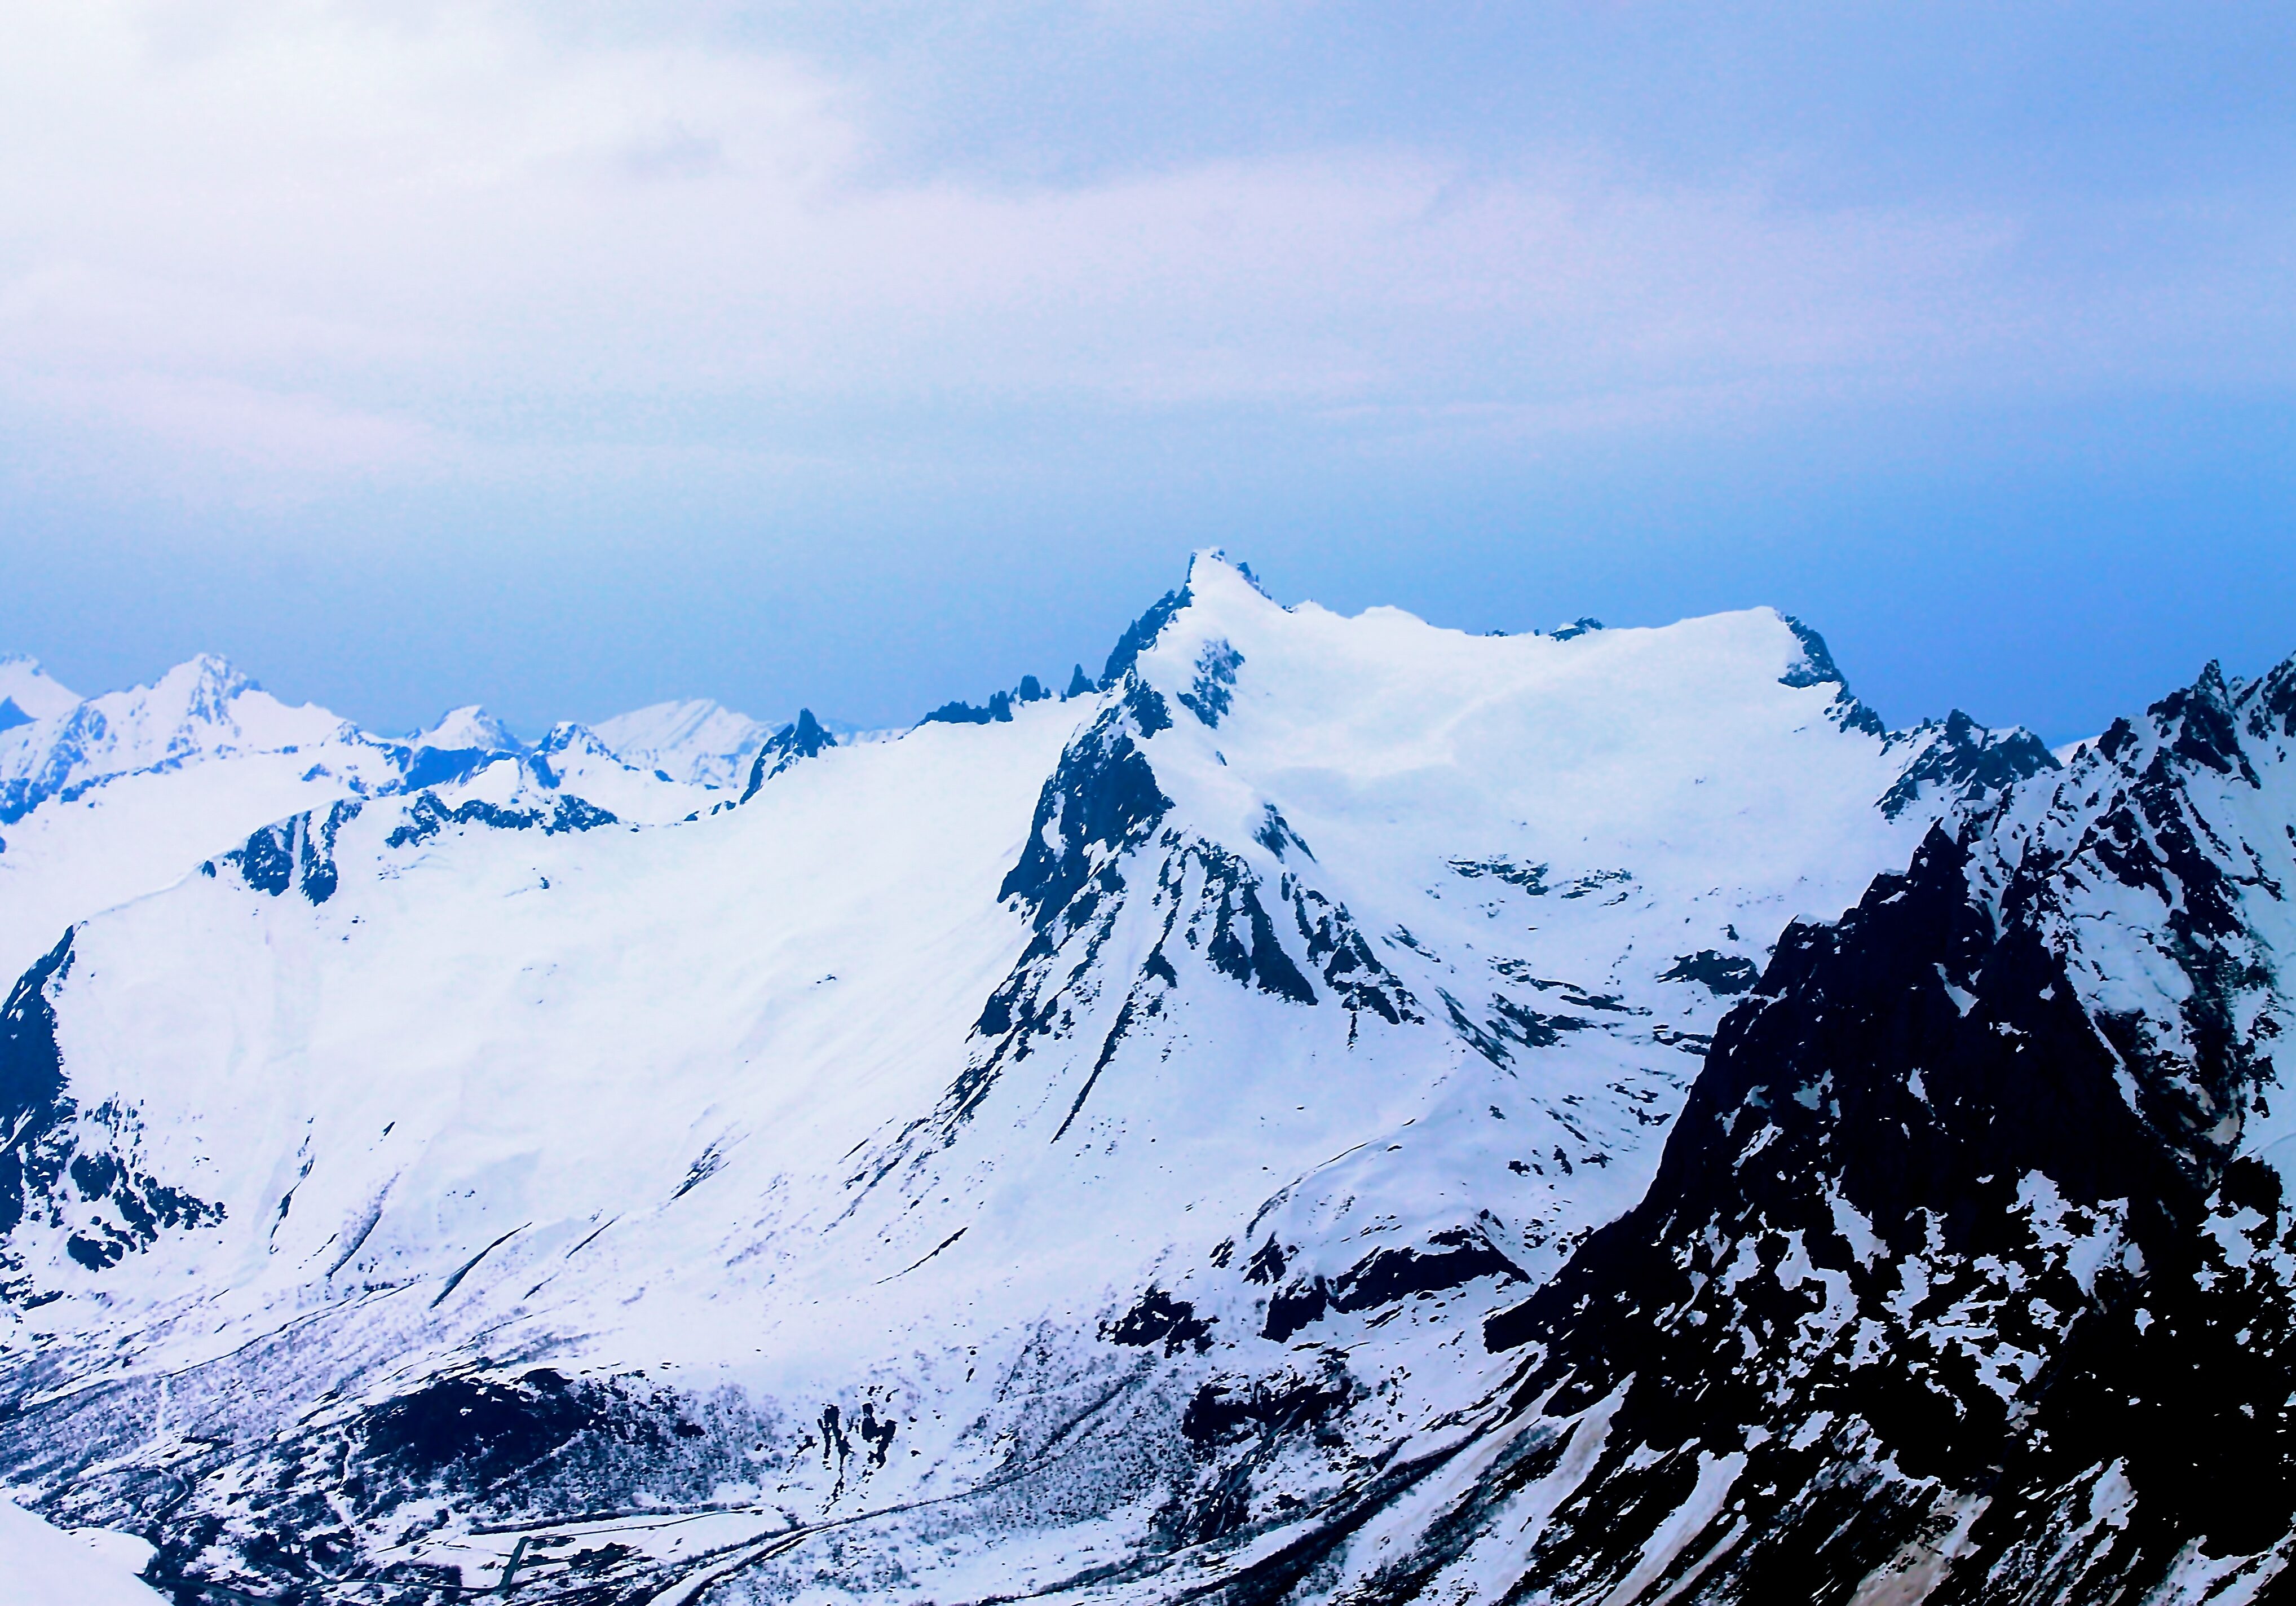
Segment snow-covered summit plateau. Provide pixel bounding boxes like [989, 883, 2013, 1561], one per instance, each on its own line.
[2, 553, 2289, 1604]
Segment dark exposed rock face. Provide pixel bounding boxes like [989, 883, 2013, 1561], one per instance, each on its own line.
[0, 933, 75, 1241]
[742, 707, 837, 799]
[1657, 948, 1761, 995]
[1459, 830, 2202, 1600]
[382, 790, 617, 848]
[997, 689, 1175, 937]
[224, 798, 365, 902]
[1102, 587, 1191, 685]
[1178, 639, 1245, 728]
[919, 690, 1015, 728]
[1264, 1226, 1527, 1343]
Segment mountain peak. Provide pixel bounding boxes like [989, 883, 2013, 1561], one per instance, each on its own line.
[1185, 548, 1284, 607]
[1774, 612, 1886, 736]
[1776, 614, 1847, 689]
[1878, 707, 2060, 819]
[127, 652, 254, 723]
[1185, 546, 1233, 584]
[408, 705, 523, 755]
[593, 699, 770, 789]
[0, 654, 80, 724]
[741, 707, 837, 799]
[1186, 548, 1276, 598]
[14, 575, 2295, 1604]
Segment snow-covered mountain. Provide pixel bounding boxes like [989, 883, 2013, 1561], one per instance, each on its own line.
[1382, 655, 2296, 1604]
[2, 553, 2283, 1604]
[0, 654, 80, 731]
[0, 655, 412, 985]
[408, 704, 527, 757]
[0, 663, 720, 986]
[594, 698, 774, 790]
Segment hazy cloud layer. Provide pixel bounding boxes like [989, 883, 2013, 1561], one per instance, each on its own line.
[6, 1, 2289, 502]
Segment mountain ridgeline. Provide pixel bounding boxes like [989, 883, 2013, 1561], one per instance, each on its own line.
[0, 554, 2290, 1605]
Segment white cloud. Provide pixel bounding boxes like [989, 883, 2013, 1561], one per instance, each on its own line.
[0, 1, 2286, 502]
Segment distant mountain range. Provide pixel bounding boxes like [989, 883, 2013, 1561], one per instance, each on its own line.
[0, 664, 818, 987]
[1, 554, 2288, 1604]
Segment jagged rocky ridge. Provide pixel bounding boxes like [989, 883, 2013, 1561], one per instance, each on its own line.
[3, 554, 2283, 1605]
[741, 710, 837, 800]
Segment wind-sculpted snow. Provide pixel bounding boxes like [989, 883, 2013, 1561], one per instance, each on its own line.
[0, 553, 2228, 1604]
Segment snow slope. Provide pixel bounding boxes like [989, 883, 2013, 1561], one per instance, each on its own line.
[529, 722, 727, 824]
[0, 555, 2077, 1603]
[0, 1498, 165, 1606]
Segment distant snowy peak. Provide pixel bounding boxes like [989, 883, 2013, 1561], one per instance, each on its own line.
[593, 699, 770, 789]
[0, 654, 361, 826]
[0, 664, 716, 986]
[532, 721, 617, 763]
[407, 705, 523, 755]
[0, 655, 80, 729]
[160, 652, 257, 722]
[390, 705, 529, 792]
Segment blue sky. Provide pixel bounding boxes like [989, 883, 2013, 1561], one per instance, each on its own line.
[2, 2, 2290, 741]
